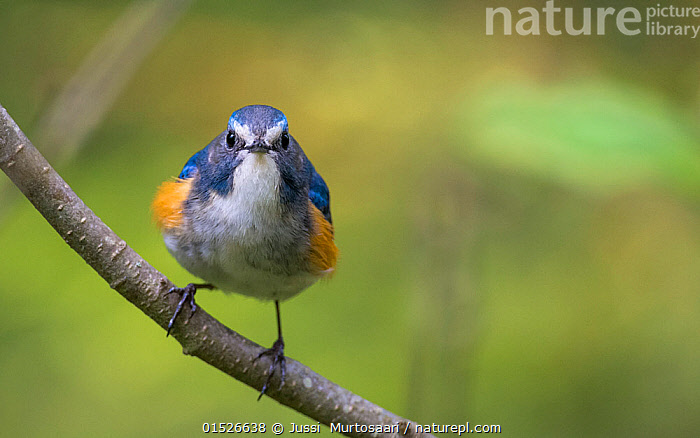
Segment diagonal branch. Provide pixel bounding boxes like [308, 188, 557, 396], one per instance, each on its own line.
[0, 103, 434, 438]
[0, 0, 193, 223]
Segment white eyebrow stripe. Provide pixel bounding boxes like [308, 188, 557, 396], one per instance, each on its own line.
[233, 121, 256, 144]
[264, 124, 284, 144]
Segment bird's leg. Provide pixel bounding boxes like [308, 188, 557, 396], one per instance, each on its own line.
[254, 300, 286, 400]
[165, 283, 215, 337]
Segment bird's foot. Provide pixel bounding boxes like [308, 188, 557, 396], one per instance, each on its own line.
[253, 337, 286, 400]
[165, 283, 214, 337]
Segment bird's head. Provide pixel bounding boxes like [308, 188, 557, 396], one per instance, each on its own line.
[226, 105, 290, 154]
[192, 105, 308, 200]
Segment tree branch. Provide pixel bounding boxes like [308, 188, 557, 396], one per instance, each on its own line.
[0, 0, 193, 223]
[0, 103, 434, 438]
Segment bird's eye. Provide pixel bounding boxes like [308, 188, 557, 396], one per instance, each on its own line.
[281, 133, 289, 149]
[226, 132, 236, 149]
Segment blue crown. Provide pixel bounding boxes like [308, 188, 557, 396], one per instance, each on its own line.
[228, 105, 288, 134]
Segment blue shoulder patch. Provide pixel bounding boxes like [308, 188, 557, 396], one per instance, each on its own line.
[178, 148, 205, 179]
[306, 159, 332, 224]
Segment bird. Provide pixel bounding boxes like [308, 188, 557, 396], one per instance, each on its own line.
[152, 105, 338, 399]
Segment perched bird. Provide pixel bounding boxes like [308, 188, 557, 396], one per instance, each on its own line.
[152, 105, 338, 398]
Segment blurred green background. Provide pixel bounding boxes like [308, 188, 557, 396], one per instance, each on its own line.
[1, 1, 699, 436]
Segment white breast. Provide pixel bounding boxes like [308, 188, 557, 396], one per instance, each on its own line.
[211, 151, 283, 243]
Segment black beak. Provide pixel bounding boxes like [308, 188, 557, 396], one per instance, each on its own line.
[246, 140, 270, 153]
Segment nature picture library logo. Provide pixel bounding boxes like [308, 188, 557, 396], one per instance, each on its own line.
[486, 1, 700, 38]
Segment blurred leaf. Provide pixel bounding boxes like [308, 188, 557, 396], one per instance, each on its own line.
[457, 79, 700, 195]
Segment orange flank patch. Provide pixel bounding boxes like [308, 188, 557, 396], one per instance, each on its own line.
[308, 201, 338, 275]
[152, 178, 192, 230]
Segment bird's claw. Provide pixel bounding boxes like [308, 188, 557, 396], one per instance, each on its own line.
[254, 337, 286, 400]
[166, 283, 213, 336]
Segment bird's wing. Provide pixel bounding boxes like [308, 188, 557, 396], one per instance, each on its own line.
[306, 159, 332, 225]
[305, 158, 337, 273]
[178, 148, 206, 179]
